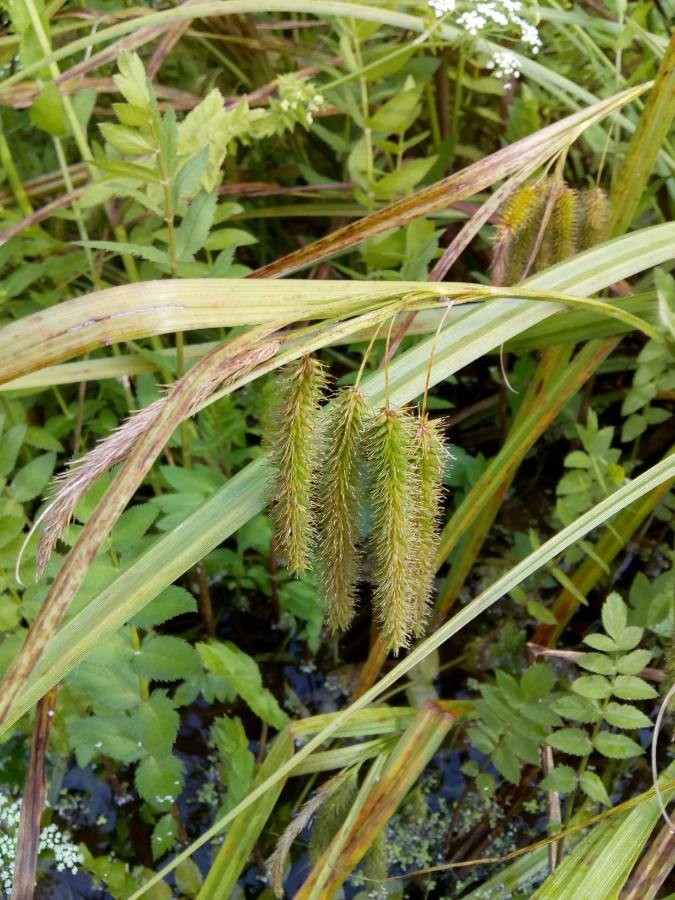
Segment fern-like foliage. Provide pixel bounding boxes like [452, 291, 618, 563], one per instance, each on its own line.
[316, 387, 367, 632]
[365, 406, 418, 652]
[410, 413, 448, 637]
[267, 355, 327, 574]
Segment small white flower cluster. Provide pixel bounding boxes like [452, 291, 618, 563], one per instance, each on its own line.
[429, 0, 457, 15]
[274, 75, 325, 128]
[428, 0, 542, 84]
[1, 793, 84, 893]
[487, 50, 521, 79]
[38, 822, 84, 875]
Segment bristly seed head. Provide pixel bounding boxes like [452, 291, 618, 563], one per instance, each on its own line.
[410, 413, 448, 637]
[316, 387, 367, 632]
[365, 405, 418, 653]
[267, 355, 327, 575]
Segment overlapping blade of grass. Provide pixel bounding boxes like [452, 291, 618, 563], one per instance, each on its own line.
[0, 280, 422, 384]
[1, 293, 660, 392]
[1, 222, 672, 734]
[197, 730, 294, 900]
[608, 35, 675, 237]
[532, 761, 675, 899]
[296, 702, 465, 898]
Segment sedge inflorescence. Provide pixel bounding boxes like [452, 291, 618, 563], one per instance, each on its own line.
[491, 178, 610, 286]
[266, 358, 450, 653]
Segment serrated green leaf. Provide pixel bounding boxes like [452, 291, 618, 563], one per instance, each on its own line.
[30, 81, 67, 136]
[526, 599, 557, 624]
[540, 765, 577, 794]
[508, 731, 541, 765]
[198, 641, 289, 730]
[603, 701, 652, 730]
[593, 731, 643, 759]
[132, 635, 201, 682]
[175, 190, 217, 261]
[174, 858, 203, 896]
[572, 675, 613, 700]
[131, 690, 179, 756]
[520, 663, 555, 701]
[583, 633, 619, 652]
[468, 724, 496, 754]
[372, 157, 436, 199]
[547, 727, 593, 756]
[520, 701, 563, 728]
[114, 51, 152, 109]
[79, 240, 168, 265]
[615, 625, 643, 651]
[564, 450, 591, 468]
[99, 122, 155, 155]
[552, 694, 601, 724]
[10, 452, 55, 501]
[492, 744, 521, 784]
[206, 228, 257, 252]
[211, 715, 255, 806]
[577, 652, 615, 675]
[173, 146, 210, 204]
[601, 592, 628, 642]
[151, 813, 178, 861]
[111, 504, 159, 551]
[24, 426, 63, 452]
[615, 649, 652, 675]
[136, 754, 184, 811]
[69, 713, 145, 766]
[611, 675, 658, 700]
[0, 424, 27, 477]
[621, 413, 646, 443]
[130, 585, 197, 629]
[579, 770, 611, 806]
[69, 661, 141, 710]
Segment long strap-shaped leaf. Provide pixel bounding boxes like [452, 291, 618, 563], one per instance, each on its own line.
[2, 222, 673, 735]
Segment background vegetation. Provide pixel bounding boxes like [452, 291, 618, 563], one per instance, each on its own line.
[0, 0, 673, 897]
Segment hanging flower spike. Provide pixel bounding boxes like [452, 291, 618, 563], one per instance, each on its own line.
[316, 387, 368, 632]
[366, 406, 418, 653]
[267, 355, 327, 574]
[410, 412, 449, 637]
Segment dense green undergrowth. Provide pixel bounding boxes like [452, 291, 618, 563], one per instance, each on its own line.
[0, 1, 673, 897]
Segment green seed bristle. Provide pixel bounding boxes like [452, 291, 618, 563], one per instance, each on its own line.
[492, 180, 551, 285]
[366, 406, 418, 653]
[267, 355, 327, 574]
[316, 387, 367, 632]
[309, 768, 360, 862]
[554, 184, 580, 260]
[410, 413, 447, 637]
[580, 186, 610, 249]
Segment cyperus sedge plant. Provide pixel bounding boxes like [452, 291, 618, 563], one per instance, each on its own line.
[492, 178, 610, 285]
[365, 405, 419, 653]
[267, 355, 327, 574]
[316, 387, 367, 632]
[410, 413, 447, 636]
